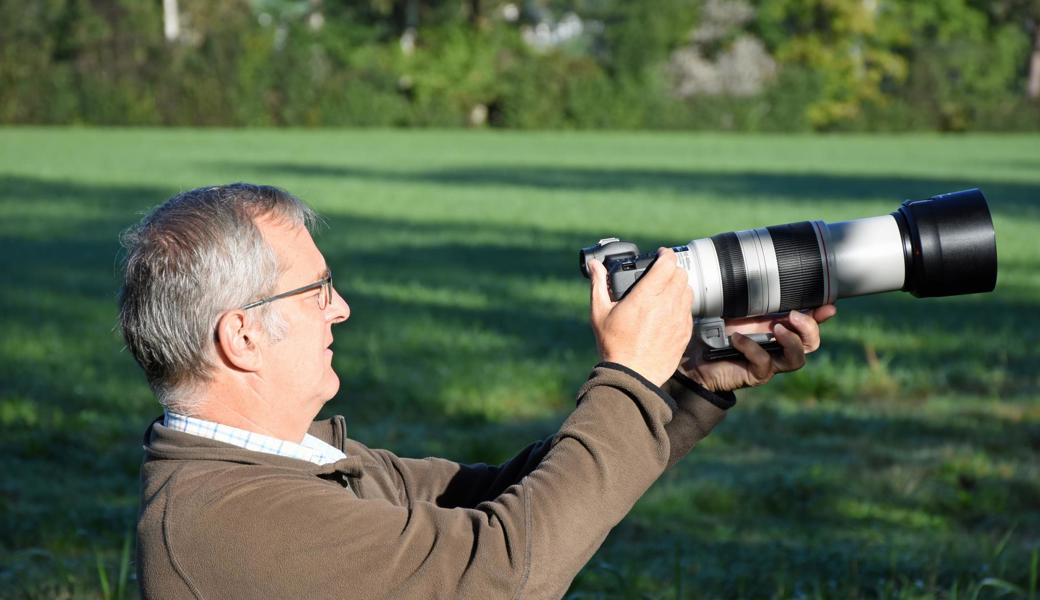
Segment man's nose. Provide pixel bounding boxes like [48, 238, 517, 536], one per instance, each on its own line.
[326, 288, 350, 323]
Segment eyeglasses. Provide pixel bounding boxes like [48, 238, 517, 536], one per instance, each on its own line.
[240, 269, 333, 311]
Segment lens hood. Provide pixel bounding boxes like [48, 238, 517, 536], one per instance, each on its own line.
[893, 188, 998, 298]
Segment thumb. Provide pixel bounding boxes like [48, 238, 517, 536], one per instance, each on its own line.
[588, 259, 615, 321]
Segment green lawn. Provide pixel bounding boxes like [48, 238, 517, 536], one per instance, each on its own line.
[1, 129, 1038, 598]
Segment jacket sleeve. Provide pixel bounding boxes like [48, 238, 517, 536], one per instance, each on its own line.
[661, 371, 735, 469]
[355, 370, 735, 508]
[364, 437, 555, 509]
[168, 364, 683, 599]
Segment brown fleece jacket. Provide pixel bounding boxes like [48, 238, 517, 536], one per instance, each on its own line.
[136, 364, 734, 599]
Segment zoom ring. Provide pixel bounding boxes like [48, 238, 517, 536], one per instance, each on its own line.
[767, 222, 825, 311]
[711, 232, 748, 318]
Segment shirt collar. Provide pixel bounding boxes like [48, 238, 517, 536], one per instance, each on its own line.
[163, 411, 347, 466]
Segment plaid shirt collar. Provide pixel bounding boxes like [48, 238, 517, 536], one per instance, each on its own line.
[163, 412, 347, 466]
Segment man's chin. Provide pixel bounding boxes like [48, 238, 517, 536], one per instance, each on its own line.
[320, 372, 341, 403]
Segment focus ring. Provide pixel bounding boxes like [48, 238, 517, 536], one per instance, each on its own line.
[711, 232, 748, 318]
[767, 222, 825, 311]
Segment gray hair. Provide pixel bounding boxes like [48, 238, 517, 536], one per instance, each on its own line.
[118, 183, 318, 415]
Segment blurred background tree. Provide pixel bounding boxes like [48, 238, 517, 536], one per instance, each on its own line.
[1, 0, 1038, 129]
[752, 0, 906, 129]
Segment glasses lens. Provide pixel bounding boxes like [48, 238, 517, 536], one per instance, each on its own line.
[319, 273, 332, 309]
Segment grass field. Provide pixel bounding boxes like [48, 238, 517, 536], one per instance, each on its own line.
[1, 129, 1038, 598]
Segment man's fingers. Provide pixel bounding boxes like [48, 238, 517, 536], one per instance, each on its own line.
[588, 259, 615, 322]
[771, 323, 807, 371]
[680, 278, 694, 313]
[812, 304, 838, 324]
[732, 322, 805, 383]
[628, 248, 679, 297]
[785, 310, 821, 353]
[668, 259, 692, 304]
[731, 332, 773, 381]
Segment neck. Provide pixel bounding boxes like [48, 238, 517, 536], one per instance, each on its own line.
[189, 377, 314, 443]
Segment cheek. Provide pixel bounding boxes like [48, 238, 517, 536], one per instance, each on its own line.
[271, 320, 330, 376]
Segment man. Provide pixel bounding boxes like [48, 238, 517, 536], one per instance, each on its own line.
[122, 183, 834, 599]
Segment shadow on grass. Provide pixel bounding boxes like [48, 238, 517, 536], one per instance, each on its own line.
[0, 176, 172, 404]
[211, 161, 1040, 218]
[0, 177, 176, 567]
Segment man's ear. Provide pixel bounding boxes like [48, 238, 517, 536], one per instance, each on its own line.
[214, 310, 263, 372]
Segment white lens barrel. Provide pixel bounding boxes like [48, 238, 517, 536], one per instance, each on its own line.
[826, 215, 906, 298]
[676, 239, 724, 317]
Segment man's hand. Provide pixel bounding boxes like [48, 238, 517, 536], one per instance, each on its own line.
[680, 305, 837, 393]
[588, 248, 694, 387]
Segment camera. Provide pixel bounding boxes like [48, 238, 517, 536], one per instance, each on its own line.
[579, 188, 998, 360]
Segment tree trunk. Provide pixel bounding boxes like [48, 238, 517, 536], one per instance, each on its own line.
[162, 0, 180, 42]
[308, 0, 325, 30]
[399, 0, 419, 55]
[1028, 24, 1040, 99]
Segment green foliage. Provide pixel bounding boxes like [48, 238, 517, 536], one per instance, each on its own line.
[871, 0, 1034, 131]
[0, 0, 165, 124]
[752, 0, 909, 129]
[94, 530, 131, 600]
[744, 0, 1040, 131]
[585, 0, 700, 78]
[405, 25, 517, 126]
[1, 0, 1038, 130]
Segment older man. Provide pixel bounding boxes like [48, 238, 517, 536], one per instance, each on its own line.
[122, 183, 833, 599]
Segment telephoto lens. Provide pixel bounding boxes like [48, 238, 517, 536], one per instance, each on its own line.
[579, 188, 998, 319]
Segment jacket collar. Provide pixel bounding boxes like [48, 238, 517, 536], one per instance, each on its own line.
[141, 415, 363, 477]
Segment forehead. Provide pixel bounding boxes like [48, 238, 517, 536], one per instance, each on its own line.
[254, 213, 325, 280]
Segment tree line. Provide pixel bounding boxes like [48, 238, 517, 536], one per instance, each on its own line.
[2, 0, 1038, 131]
